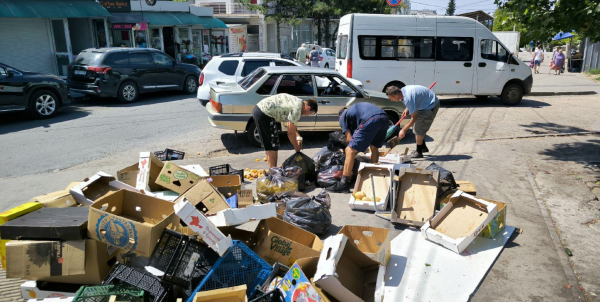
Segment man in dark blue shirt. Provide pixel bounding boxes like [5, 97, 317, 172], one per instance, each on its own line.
[331, 103, 389, 192]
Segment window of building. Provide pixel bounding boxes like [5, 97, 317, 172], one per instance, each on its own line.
[256, 75, 280, 94]
[301, 24, 311, 44]
[242, 60, 270, 76]
[276, 75, 314, 96]
[218, 60, 239, 76]
[481, 39, 509, 63]
[437, 37, 473, 61]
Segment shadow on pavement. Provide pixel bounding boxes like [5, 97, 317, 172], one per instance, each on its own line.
[423, 154, 473, 162]
[220, 131, 331, 155]
[0, 106, 90, 135]
[72, 90, 193, 108]
[520, 122, 590, 135]
[441, 97, 551, 108]
[539, 138, 600, 168]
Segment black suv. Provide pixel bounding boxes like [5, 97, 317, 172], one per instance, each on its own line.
[68, 48, 201, 103]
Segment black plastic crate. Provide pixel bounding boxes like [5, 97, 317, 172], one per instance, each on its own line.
[154, 149, 185, 161]
[209, 164, 244, 182]
[249, 289, 284, 302]
[147, 229, 220, 290]
[103, 263, 172, 302]
[73, 284, 144, 302]
[257, 263, 289, 294]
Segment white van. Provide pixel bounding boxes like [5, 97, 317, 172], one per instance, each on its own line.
[335, 14, 533, 105]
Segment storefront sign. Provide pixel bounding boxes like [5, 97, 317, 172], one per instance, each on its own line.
[99, 0, 131, 13]
[113, 23, 147, 30]
[229, 25, 247, 53]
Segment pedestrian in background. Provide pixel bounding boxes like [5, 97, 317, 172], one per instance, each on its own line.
[529, 40, 535, 52]
[309, 46, 320, 67]
[552, 48, 566, 75]
[296, 44, 309, 64]
[533, 44, 544, 74]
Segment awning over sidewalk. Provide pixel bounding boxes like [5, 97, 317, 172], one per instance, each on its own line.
[143, 12, 227, 29]
[0, 0, 110, 18]
[107, 12, 148, 24]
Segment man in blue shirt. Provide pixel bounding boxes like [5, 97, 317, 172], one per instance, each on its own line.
[331, 103, 389, 192]
[386, 85, 440, 158]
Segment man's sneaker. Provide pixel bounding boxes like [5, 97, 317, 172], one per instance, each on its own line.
[327, 180, 352, 193]
[410, 150, 424, 159]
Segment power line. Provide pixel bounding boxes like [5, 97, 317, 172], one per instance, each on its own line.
[410, 1, 447, 8]
[457, 0, 493, 9]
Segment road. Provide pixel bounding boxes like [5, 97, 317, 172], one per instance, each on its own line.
[1, 71, 600, 301]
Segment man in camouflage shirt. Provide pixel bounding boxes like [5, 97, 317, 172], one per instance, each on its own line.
[253, 93, 318, 167]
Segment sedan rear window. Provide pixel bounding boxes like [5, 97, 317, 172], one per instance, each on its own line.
[218, 60, 239, 76]
[72, 52, 104, 66]
[239, 68, 267, 90]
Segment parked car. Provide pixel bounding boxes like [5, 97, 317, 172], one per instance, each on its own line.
[197, 52, 364, 104]
[68, 48, 201, 103]
[206, 66, 407, 146]
[0, 62, 71, 119]
[319, 48, 336, 69]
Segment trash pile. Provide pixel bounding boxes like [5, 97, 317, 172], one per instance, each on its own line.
[0, 146, 514, 302]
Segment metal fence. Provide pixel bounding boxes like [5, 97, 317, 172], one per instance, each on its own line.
[582, 38, 600, 71]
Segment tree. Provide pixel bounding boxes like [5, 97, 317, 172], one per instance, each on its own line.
[493, 8, 534, 48]
[446, 0, 456, 16]
[239, 0, 312, 52]
[495, 0, 600, 42]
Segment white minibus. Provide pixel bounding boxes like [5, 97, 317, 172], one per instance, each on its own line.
[335, 14, 533, 105]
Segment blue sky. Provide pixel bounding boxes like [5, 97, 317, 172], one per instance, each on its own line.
[409, 0, 498, 15]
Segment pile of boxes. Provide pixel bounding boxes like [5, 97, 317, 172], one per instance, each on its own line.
[0, 150, 510, 302]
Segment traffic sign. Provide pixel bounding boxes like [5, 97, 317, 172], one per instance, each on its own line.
[387, 0, 402, 6]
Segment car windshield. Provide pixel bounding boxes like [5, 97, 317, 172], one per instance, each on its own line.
[239, 68, 267, 90]
[0, 63, 23, 73]
[72, 51, 104, 66]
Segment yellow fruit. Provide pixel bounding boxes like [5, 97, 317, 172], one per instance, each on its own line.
[363, 197, 372, 201]
[263, 157, 267, 161]
[255, 159, 260, 162]
[249, 177, 254, 181]
[353, 191, 366, 199]
[375, 197, 382, 202]
[356, 197, 363, 201]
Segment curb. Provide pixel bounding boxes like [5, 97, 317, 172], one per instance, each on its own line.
[528, 91, 598, 96]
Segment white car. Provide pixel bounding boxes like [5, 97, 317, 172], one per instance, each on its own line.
[319, 48, 336, 69]
[198, 52, 362, 103]
[197, 53, 301, 104]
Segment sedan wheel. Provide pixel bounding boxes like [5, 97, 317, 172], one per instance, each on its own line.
[246, 121, 263, 147]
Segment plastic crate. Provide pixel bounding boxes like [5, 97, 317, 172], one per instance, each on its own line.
[73, 284, 145, 302]
[258, 263, 289, 293]
[249, 289, 284, 302]
[185, 241, 272, 302]
[209, 164, 244, 183]
[153, 149, 185, 161]
[148, 229, 220, 289]
[103, 263, 172, 302]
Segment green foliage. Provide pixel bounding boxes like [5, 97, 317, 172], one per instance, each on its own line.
[446, 0, 456, 16]
[587, 68, 600, 75]
[492, 8, 534, 47]
[495, 0, 600, 42]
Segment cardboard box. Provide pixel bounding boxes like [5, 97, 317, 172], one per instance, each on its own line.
[314, 234, 385, 302]
[174, 199, 233, 256]
[0, 207, 89, 241]
[182, 164, 209, 177]
[392, 168, 439, 227]
[254, 218, 323, 267]
[37, 239, 119, 285]
[88, 190, 177, 256]
[174, 178, 230, 215]
[237, 190, 254, 208]
[155, 161, 203, 194]
[6, 240, 85, 279]
[337, 226, 391, 266]
[208, 203, 277, 227]
[210, 175, 242, 197]
[421, 190, 498, 254]
[117, 163, 139, 188]
[21, 280, 80, 300]
[29, 189, 77, 208]
[479, 197, 507, 239]
[456, 180, 477, 195]
[280, 257, 335, 302]
[348, 163, 394, 212]
[136, 151, 166, 192]
[0, 202, 43, 269]
[26, 297, 74, 302]
[70, 172, 139, 206]
[194, 285, 248, 302]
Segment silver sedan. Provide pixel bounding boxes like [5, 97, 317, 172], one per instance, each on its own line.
[205, 66, 408, 146]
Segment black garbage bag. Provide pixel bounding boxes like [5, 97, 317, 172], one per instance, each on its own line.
[283, 190, 332, 234]
[324, 151, 346, 166]
[425, 162, 456, 197]
[313, 147, 334, 171]
[317, 165, 344, 189]
[269, 166, 306, 191]
[267, 191, 308, 219]
[283, 152, 316, 182]
[256, 175, 298, 202]
[327, 131, 348, 151]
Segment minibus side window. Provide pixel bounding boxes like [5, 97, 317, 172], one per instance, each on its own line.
[338, 35, 349, 59]
[437, 37, 473, 61]
[481, 39, 510, 63]
[360, 37, 377, 58]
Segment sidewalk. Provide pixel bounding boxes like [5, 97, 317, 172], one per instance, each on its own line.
[518, 51, 600, 94]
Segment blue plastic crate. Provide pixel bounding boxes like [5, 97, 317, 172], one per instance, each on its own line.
[185, 241, 272, 302]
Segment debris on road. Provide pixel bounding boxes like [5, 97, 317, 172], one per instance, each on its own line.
[0, 148, 520, 302]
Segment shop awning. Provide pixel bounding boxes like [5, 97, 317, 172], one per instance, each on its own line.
[108, 13, 148, 24]
[0, 0, 110, 18]
[143, 12, 227, 29]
